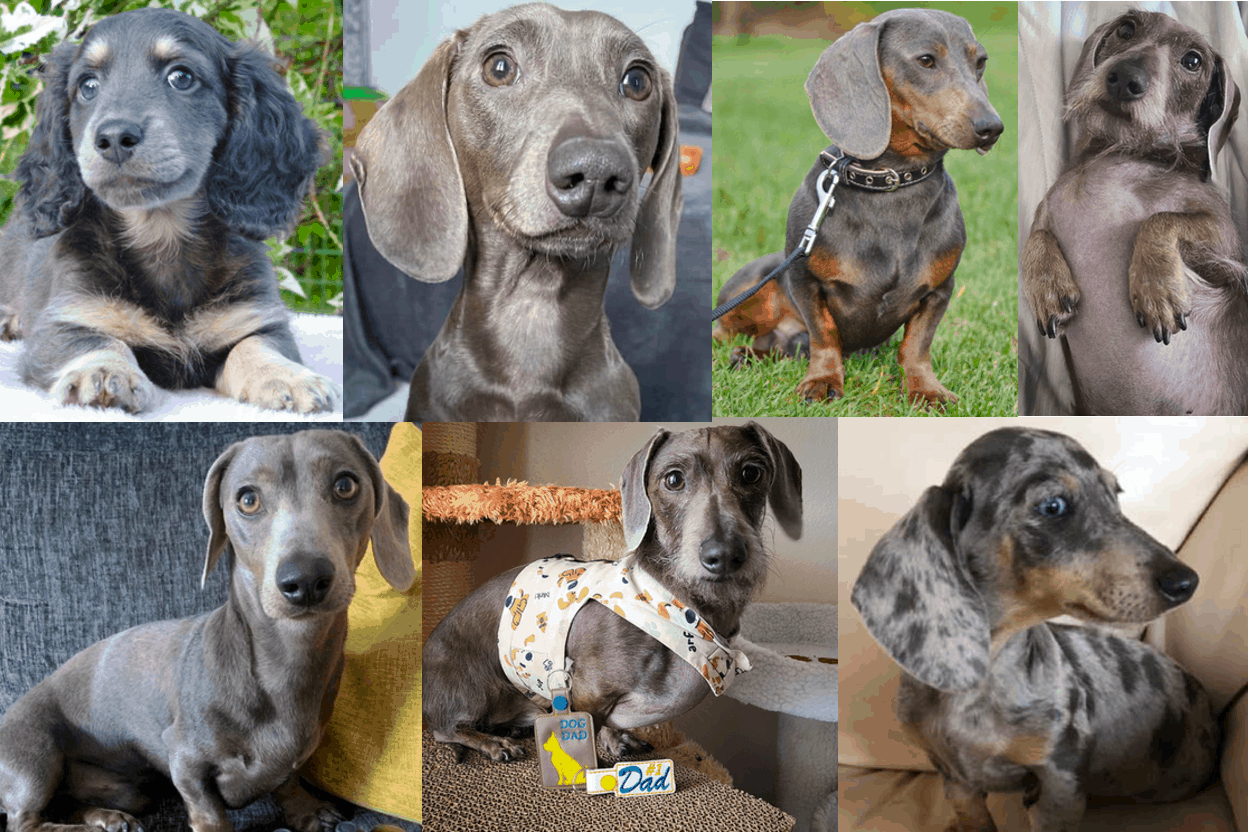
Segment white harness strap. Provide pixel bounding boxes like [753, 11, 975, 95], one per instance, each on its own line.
[498, 554, 752, 701]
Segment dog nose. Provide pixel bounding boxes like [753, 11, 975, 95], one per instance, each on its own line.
[1155, 561, 1199, 605]
[94, 119, 144, 165]
[546, 135, 634, 219]
[699, 537, 747, 577]
[276, 555, 335, 608]
[1105, 58, 1150, 103]
[973, 113, 1004, 147]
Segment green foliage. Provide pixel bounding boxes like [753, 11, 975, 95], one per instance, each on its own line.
[0, 0, 343, 312]
[711, 27, 1019, 416]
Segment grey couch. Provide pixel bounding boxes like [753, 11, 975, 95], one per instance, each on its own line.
[0, 423, 417, 832]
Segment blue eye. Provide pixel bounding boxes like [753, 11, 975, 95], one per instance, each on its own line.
[1037, 496, 1069, 517]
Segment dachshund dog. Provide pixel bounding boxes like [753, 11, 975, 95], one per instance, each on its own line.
[713, 9, 1002, 408]
[0, 8, 338, 413]
[1022, 10, 1247, 415]
[351, 3, 682, 422]
[852, 427, 1218, 832]
[424, 423, 801, 762]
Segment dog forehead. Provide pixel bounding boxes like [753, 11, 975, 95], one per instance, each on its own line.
[83, 8, 226, 53]
[220, 432, 365, 490]
[877, 8, 980, 52]
[1097, 12, 1214, 65]
[946, 429, 1103, 489]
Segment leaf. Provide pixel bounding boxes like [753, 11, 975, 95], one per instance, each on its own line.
[276, 266, 306, 297]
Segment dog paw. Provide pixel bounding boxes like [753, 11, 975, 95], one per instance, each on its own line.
[81, 808, 145, 832]
[241, 365, 341, 414]
[52, 350, 158, 413]
[598, 725, 654, 757]
[0, 307, 20, 341]
[1022, 228, 1080, 338]
[1129, 249, 1190, 345]
[284, 800, 345, 832]
[795, 375, 843, 402]
[906, 380, 957, 410]
[728, 345, 753, 369]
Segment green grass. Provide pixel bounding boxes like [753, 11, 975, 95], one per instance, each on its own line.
[711, 10, 1018, 416]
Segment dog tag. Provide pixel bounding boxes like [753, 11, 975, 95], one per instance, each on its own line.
[534, 669, 597, 789]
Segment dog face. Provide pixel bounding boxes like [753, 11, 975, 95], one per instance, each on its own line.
[66, 11, 229, 210]
[444, 4, 667, 257]
[1065, 11, 1239, 170]
[17, 7, 322, 240]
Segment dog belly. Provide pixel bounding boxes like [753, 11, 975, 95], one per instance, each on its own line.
[1046, 166, 1235, 414]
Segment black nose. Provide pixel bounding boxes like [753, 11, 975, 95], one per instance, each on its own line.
[1106, 58, 1150, 103]
[699, 537, 748, 577]
[94, 119, 144, 165]
[1155, 562, 1199, 605]
[546, 135, 634, 219]
[973, 113, 1004, 146]
[276, 555, 335, 608]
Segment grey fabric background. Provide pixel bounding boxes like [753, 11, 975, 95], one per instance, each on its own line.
[0, 423, 416, 832]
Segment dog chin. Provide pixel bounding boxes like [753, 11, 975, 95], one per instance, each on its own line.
[86, 168, 204, 211]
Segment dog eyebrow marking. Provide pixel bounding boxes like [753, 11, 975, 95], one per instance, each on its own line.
[82, 39, 110, 65]
[151, 35, 184, 61]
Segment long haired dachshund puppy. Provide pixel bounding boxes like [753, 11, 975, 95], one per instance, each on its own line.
[0, 8, 338, 413]
[1022, 11, 1246, 415]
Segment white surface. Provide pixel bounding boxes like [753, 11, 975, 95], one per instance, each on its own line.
[0, 313, 344, 421]
[728, 602, 838, 723]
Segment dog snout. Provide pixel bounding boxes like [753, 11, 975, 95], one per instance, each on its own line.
[94, 118, 144, 165]
[972, 110, 1004, 148]
[1106, 57, 1150, 103]
[545, 131, 634, 219]
[699, 535, 747, 577]
[275, 554, 336, 608]
[1155, 560, 1199, 606]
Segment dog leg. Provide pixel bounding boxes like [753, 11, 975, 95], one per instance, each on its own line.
[48, 344, 158, 412]
[943, 780, 996, 832]
[432, 726, 527, 763]
[898, 291, 956, 407]
[1022, 227, 1080, 339]
[791, 282, 846, 401]
[216, 335, 339, 413]
[272, 777, 344, 832]
[1128, 211, 1223, 344]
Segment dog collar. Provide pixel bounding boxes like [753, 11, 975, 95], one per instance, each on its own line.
[821, 145, 940, 192]
[498, 554, 752, 702]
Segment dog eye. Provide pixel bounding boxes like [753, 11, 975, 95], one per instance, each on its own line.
[483, 52, 518, 86]
[663, 470, 684, 491]
[78, 77, 99, 102]
[620, 66, 652, 101]
[167, 68, 195, 91]
[1116, 20, 1135, 40]
[916, 54, 936, 69]
[1181, 51, 1202, 72]
[237, 489, 262, 515]
[333, 475, 359, 500]
[741, 464, 763, 485]
[1036, 496, 1069, 518]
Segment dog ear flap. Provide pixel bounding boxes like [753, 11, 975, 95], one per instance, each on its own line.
[16, 41, 86, 238]
[206, 43, 322, 240]
[805, 16, 890, 159]
[850, 485, 990, 692]
[1200, 54, 1239, 177]
[201, 442, 243, 589]
[348, 434, 416, 592]
[621, 428, 671, 551]
[352, 33, 468, 283]
[628, 65, 682, 310]
[744, 421, 802, 540]
[1066, 18, 1117, 111]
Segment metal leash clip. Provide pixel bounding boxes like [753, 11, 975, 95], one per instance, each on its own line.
[800, 165, 840, 255]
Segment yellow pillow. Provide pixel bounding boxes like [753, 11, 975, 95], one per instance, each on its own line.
[308, 423, 422, 822]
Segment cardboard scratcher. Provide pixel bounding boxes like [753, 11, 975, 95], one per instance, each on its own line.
[421, 732, 794, 832]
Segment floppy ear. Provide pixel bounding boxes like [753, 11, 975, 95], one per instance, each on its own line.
[348, 434, 416, 592]
[352, 34, 468, 283]
[628, 65, 682, 309]
[16, 41, 86, 238]
[850, 485, 989, 692]
[1200, 53, 1239, 177]
[201, 442, 243, 589]
[621, 428, 671, 551]
[744, 421, 802, 540]
[804, 16, 889, 159]
[1066, 18, 1117, 110]
[206, 42, 322, 240]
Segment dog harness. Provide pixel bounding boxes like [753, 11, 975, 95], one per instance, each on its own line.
[498, 554, 752, 700]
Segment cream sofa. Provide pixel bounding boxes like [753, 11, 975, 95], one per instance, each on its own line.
[838, 417, 1248, 831]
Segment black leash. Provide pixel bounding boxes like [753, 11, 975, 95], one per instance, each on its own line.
[711, 150, 849, 322]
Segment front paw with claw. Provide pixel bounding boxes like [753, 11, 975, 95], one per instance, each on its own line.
[1022, 229, 1080, 338]
[52, 350, 158, 413]
[1129, 244, 1190, 345]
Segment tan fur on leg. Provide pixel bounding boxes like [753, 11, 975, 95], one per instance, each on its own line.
[51, 344, 158, 412]
[217, 335, 339, 413]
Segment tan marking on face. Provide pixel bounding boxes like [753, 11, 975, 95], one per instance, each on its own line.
[151, 36, 183, 62]
[82, 39, 110, 65]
